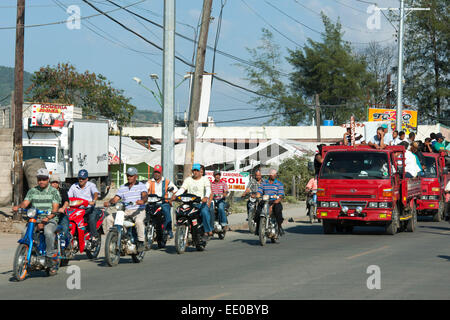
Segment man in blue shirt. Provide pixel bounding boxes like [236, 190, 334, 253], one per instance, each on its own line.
[255, 169, 285, 235]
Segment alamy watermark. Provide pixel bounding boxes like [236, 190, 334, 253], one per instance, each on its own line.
[66, 265, 81, 290]
[66, 5, 81, 30]
[366, 265, 381, 290]
[366, 5, 430, 30]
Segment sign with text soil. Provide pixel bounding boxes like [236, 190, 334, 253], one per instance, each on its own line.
[206, 171, 250, 192]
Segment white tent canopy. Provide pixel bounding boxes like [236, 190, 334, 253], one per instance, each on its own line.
[146, 141, 240, 167]
[109, 135, 154, 165]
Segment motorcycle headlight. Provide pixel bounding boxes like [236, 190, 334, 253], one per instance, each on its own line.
[27, 209, 36, 218]
[249, 198, 256, 203]
[262, 195, 269, 201]
[115, 203, 125, 210]
[180, 196, 193, 203]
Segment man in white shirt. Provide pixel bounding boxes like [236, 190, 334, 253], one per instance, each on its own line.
[381, 124, 394, 146]
[400, 142, 421, 177]
[172, 163, 213, 236]
[146, 164, 178, 238]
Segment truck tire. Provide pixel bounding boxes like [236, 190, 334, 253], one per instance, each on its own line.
[433, 200, 444, 222]
[385, 206, 399, 235]
[323, 221, 335, 234]
[406, 202, 417, 232]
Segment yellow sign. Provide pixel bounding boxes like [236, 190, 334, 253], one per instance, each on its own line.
[368, 108, 418, 135]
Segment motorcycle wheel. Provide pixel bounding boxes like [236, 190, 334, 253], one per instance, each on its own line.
[13, 244, 29, 281]
[105, 231, 120, 267]
[157, 228, 168, 249]
[248, 210, 256, 234]
[86, 234, 102, 260]
[175, 225, 187, 254]
[259, 217, 267, 246]
[195, 233, 206, 251]
[145, 225, 154, 251]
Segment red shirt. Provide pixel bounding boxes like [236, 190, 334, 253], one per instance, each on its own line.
[211, 180, 228, 199]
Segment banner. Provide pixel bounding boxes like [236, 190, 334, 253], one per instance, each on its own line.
[30, 104, 74, 128]
[206, 171, 250, 191]
[368, 108, 418, 135]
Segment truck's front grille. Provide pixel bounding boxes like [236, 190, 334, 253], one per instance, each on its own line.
[340, 201, 367, 209]
[333, 195, 375, 199]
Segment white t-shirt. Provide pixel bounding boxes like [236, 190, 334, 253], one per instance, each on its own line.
[404, 150, 421, 177]
[175, 176, 211, 199]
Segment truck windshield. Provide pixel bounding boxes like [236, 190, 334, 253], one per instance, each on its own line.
[423, 156, 437, 178]
[320, 151, 390, 179]
[23, 146, 56, 163]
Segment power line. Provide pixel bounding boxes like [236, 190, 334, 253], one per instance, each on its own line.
[0, 0, 147, 30]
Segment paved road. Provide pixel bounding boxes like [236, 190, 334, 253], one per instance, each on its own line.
[1, 206, 449, 300]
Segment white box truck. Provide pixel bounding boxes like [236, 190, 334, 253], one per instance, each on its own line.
[22, 104, 110, 198]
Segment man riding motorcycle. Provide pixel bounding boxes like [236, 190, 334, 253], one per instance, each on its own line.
[255, 168, 285, 236]
[209, 170, 229, 231]
[68, 169, 100, 244]
[145, 164, 178, 239]
[12, 168, 61, 275]
[242, 170, 263, 218]
[305, 176, 318, 217]
[50, 173, 70, 244]
[103, 167, 148, 253]
[171, 163, 213, 238]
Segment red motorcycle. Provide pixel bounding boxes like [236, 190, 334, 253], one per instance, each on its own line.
[60, 197, 105, 266]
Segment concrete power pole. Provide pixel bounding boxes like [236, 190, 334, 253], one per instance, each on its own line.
[395, 0, 405, 131]
[183, 0, 213, 179]
[315, 94, 321, 142]
[13, 0, 25, 207]
[162, 0, 175, 183]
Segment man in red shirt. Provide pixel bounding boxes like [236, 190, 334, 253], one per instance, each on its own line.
[209, 170, 229, 230]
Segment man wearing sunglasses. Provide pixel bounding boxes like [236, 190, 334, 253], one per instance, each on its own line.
[67, 169, 100, 243]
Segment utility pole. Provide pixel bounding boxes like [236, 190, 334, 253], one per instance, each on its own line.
[395, 0, 405, 131]
[386, 73, 391, 107]
[183, 0, 213, 179]
[13, 0, 25, 208]
[162, 0, 175, 183]
[315, 94, 321, 142]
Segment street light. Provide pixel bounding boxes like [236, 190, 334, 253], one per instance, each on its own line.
[132, 77, 162, 108]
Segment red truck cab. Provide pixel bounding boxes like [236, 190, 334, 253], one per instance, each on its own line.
[417, 151, 449, 221]
[317, 145, 421, 235]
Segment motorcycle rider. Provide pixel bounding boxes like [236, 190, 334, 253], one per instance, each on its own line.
[103, 167, 148, 252]
[50, 173, 70, 244]
[12, 168, 61, 275]
[255, 168, 285, 236]
[67, 169, 100, 244]
[305, 176, 318, 217]
[242, 169, 263, 219]
[209, 170, 229, 231]
[145, 164, 178, 239]
[171, 163, 213, 238]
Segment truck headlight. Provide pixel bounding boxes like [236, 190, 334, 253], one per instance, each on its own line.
[421, 196, 428, 200]
[355, 206, 363, 213]
[368, 202, 378, 208]
[330, 202, 339, 208]
[378, 202, 389, 208]
[342, 206, 349, 213]
[320, 202, 329, 207]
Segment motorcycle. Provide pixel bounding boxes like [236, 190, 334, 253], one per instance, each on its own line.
[61, 197, 105, 266]
[145, 194, 171, 250]
[258, 195, 281, 246]
[12, 208, 65, 281]
[210, 194, 229, 240]
[104, 201, 147, 266]
[307, 190, 318, 224]
[174, 194, 207, 254]
[245, 192, 258, 234]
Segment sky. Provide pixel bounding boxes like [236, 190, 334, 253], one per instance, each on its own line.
[0, 0, 401, 126]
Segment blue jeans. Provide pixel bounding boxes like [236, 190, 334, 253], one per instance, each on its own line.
[85, 207, 100, 238]
[160, 202, 172, 231]
[58, 213, 70, 242]
[210, 200, 228, 226]
[195, 203, 212, 233]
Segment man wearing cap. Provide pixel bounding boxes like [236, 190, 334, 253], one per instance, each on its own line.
[12, 168, 61, 274]
[68, 169, 100, 242]
[172, 163, 213, 237]
[50, 173, 70, 243]
[145, 164, 178, 238]
[209, 170, 229, 230]
[103, 167, 148, 252]
[432, 133, 448, 154]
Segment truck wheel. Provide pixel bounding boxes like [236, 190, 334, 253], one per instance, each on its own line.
[433, 200, 444, 222]
[323, 221, 335, 234]
[385, 206, 399, 235]
[406, 202, 417, 232]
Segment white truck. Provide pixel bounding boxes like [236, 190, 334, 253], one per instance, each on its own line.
[22, 106, 110, 198]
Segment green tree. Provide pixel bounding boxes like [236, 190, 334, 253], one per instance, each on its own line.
[287, 14, 371, 124]
[26, 63, 135, 125]
[239, 28, 309, 125]
[277, 156, 312, 200]
[403, 0, 449, 124]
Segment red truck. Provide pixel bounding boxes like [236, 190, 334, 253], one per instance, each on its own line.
[416, 151, 449, 221]
[316, 145, 421, 235]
